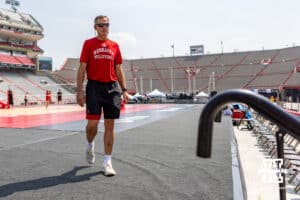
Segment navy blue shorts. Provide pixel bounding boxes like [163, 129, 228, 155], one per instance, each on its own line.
[85, 80, 122, 120]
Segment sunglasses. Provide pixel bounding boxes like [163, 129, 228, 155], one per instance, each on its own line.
[95, 23, 110, 28]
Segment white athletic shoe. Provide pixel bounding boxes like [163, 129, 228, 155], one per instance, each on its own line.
[103, 162, 116, 176]
[86, 148, 95, 164]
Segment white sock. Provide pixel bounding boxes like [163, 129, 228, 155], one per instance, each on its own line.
[103, 155, 112, 165]
[87, 141, 94, 150]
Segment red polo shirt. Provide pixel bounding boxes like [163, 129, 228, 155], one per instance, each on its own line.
[80, 37, 122, 82]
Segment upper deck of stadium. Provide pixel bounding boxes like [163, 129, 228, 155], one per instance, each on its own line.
[53, 46, 300, 93]
[0, 8, 43, 39]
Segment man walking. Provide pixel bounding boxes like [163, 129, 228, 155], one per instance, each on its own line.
[77, 15, 129, 176]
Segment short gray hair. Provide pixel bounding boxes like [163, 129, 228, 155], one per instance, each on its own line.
[94, 15, 109, 24]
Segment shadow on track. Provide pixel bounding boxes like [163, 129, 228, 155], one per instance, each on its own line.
[0, 166, 103, 198]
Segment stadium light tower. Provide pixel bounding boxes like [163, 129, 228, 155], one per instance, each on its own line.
[185, 67, 200, 94]
[133, 77, 138, 94]
[5, 0, 20, 12]
[149, 78, 152, 92]
[169, 67, 174, 93]
[221, 41, 223, 54]
[140, 76, 143, 94]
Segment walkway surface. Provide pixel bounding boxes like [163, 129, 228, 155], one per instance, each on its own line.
[0, 104, 233, 200]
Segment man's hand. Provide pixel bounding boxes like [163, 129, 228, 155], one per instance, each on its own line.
[77, 90, 85, 107]
[122, 91, 130, 104]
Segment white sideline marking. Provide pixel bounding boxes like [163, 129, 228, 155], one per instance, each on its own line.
[0, 115, 150, 151]
[160, 108, 183, 112]
[99, 115, 150, 123]
[118, 115, 150, 123]
[0, 132, 79, 151]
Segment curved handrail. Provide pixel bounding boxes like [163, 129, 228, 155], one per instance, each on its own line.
[197, 89, 300, 158]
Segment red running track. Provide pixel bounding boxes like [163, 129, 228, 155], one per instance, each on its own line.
[0, 104, 172, 128]
[285, 109, 300, 117]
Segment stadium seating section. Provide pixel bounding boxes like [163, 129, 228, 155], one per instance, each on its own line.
[52, 46, 300, 94]
[0, 71, 74, 105]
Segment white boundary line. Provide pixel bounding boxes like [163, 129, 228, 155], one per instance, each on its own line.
[0, 131, 80, 151]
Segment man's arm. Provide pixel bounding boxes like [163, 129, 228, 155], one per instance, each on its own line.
[76, 62, 87, 107]
[115, 64, 129, 103]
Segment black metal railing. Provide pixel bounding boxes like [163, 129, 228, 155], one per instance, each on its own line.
[196, 89, 300, 200]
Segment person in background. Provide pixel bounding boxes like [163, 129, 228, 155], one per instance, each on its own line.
[57, 89, 62, 104]
[223, 105, 233, 116]
[24, 92, 28, 107]
[45, 90, 51, 108]
[49, 90, 52, 103]
[7, 88, 13, 108]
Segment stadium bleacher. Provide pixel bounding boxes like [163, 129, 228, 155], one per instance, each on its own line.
[229, 64, 264, 76]
[262, 60, 297, 74]
[54, 58, 79, 83]
[213, 52, 249, 66]
[247, 73, 289, 89]
[0, 70, 74, 105]
[14, 55, 35, 66]
[0, 54, 20, 65]
[0, 7, 75, 106]
[274, 46, 300, 62]
[52, 46, 300, 96]
[284, 72, 300, 89]
[241, 49, 276, 65]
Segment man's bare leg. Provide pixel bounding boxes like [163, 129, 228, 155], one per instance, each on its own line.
[103, 119, 115, 155]
[85, 119, 99, 164]
[103, 119, 116, 176]
[86, 119, 99, 143]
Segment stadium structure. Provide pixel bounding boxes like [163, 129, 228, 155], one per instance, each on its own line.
[1, 2, 300, 200]
[0, 4, 73, 106]
[53, 46, 300, 101]
[0, 7, 43, 69]
[0, 1, 297, 106]
[0, 1, 299, 105]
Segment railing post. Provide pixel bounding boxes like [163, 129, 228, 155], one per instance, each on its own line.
[210, 91, 222, 122]
[275, 129, 286, 200]
[197, 89, 300, 199]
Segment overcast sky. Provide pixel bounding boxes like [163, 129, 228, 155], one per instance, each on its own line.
[0, 0, 299, 70]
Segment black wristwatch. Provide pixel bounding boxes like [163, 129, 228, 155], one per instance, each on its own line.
[122, 88, 128, 92]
